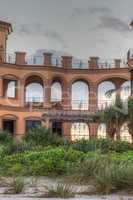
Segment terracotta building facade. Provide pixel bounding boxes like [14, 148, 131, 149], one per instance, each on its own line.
[0, 20, 133, 141]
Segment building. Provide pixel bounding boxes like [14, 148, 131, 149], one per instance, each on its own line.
[0, 20, 133, 141]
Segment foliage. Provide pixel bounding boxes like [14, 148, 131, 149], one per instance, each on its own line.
[1, 147, 85, 176]
[44, 183, 74, 198]
[94, 97, 126, 139]
[0, 131, 13, 145]
[71, 139, 133, 153]
[23, 126, 67, 146]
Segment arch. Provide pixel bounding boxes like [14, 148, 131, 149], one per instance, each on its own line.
[97, 123, 107, 139]
[120, 123, 132, 143]
[71, 122, 89, 140]
[70, 76, 90, 86]
[71, 80, 89, 110]
[51, 82, 62, 102]
[25, 75, 44, 103]
[1, 114, 18, 120]
[22, 72, 46, 84]
[2, 74, 19, 80]
[96, 75, 129, 85]
[98, 80, 116, 109]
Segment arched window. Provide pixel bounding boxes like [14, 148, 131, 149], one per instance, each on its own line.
[120, 81, 131, 102]
[97, 123, 107, 139]
[26, 83, 43, 102]
[72, 81, 89, 110]
[51, 82, 62, 102]
[25, 76, 44, 103]
[120, 123, 132, 143]
[71, 123, 89, 140]
[98, 81, 116, 109]
[5, 80, 16, 98]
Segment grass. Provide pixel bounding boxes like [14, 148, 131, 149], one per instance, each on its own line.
[43, 183, 75, 198]
[5, 177, 24, 194]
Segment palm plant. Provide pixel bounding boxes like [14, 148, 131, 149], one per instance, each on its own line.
[127, 96, 133, 142]
[94, 96, 126, 140]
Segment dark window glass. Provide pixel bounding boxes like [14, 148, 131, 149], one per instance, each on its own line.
[26, 120, 41, 132]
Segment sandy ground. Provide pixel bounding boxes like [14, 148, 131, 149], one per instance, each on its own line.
[0, 195, 132, 200]
[0, 177, 132, 200]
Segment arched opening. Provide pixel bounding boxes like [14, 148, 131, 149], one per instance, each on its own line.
[120, 123, 132, 143]
[120, 81, 131, 102]
[3, 75, 18, 98]
[51, 82, 62, 102]
[25, 76, 44, 103]
[71, 122, 89, 140]
[72, 81, 89, 110]
[97, 123, 107, 139]
[2, 114, 17, 136]
[98, 81, 116, 109]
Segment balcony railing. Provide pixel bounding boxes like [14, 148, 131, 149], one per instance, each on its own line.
[5, 53, 128, 69]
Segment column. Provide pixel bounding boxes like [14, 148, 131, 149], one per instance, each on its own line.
[89, 57, 99, 69]
[15, 52, 26, 65]
[44, 79, 51, 109]
[89, 122, 98, 139]
[62, 56, 72, 69]
[89, 83, 97, 113]
[62, 82, 71, 110]
[63, 122, 71, 140]
[43, 53, 52, 66]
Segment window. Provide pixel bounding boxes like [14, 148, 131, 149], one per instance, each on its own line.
[26, 120, 41, 132]
[4, 79, 16, 98]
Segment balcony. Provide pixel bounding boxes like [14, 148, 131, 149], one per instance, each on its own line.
[5, 53, 128, 69]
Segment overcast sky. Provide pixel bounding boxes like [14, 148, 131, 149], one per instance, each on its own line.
[1, 0, 133, 59]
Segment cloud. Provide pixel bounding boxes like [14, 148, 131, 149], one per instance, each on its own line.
[98, 16, 131, 33]
[70, 5, 111, 19]
[17, 23, 67, 48]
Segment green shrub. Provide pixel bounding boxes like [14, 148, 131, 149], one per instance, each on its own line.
[0, 131, 13, 145]
[71, 139, 133, 153]
[23, 126, 66, 146]
[1, 147, 85, 176]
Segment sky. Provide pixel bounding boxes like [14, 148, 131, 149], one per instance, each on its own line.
[1, 0, 133, 59]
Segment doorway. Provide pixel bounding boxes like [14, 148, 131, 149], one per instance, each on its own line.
[3, 119, 15, 135]
[52, 121, 62, 136]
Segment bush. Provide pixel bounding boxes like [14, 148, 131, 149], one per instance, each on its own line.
[1, 147, 85, 176]
[71, 139, 133, 153]
[23, 126, 67, 146]
[0, 131, 13, 145]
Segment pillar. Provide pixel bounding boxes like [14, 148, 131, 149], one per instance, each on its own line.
[15, 52, 26, 65]
[63, 122, 71, 140]
[44, 79, 51, 109]
[43, 52, 52, 66]
[0, 21, 12, 63]
[114, 59, 121, 68]
[62, 56, 72, 69]
[89, 122, 98, 139]
[62, 82, 71, 110]
[15, 117, 25, 141]
[89, 83, 97, 113]
[89, 57, 99, 69]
